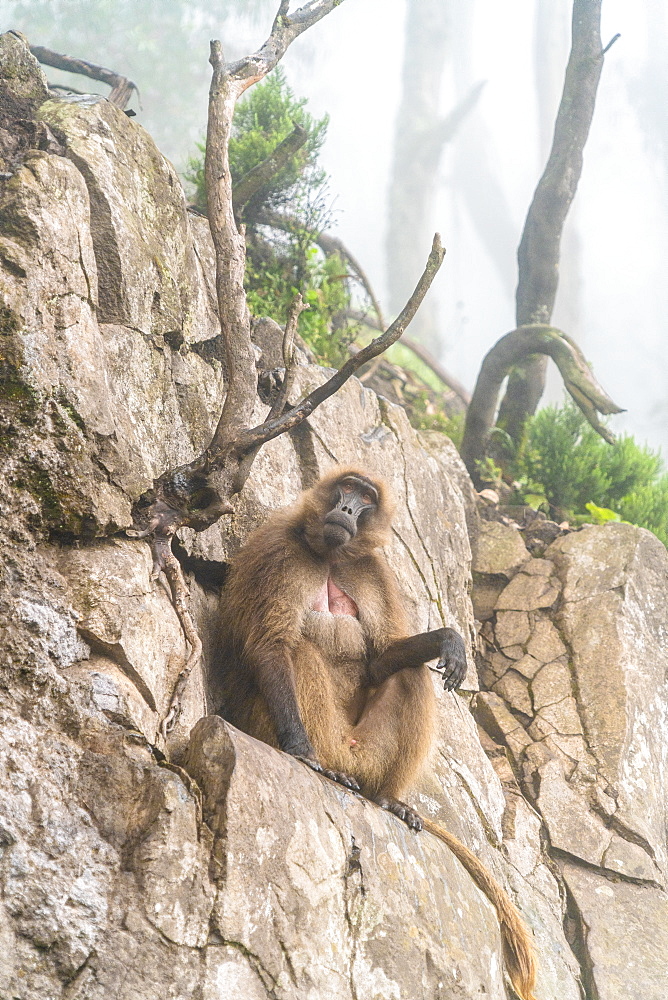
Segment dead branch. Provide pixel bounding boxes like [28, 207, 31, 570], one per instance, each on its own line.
[460, 325, 624, 486]
[132, 1, 353, 548]
[267, 294, 308, 421]
[30, 45, 138, 109]
[496, 0, 612, 441]
[233, 123, 308, 217]
[203, 0, 349, 458]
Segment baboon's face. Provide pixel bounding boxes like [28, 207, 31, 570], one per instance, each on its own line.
[322, 475, 379, 549]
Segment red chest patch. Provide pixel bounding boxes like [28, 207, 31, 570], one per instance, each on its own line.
[312, 578, 359, 617]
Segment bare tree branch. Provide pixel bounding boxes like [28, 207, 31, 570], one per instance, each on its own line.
[460, 325, 624, 486]
[131, 3, 350, 560]
[267, 294, 307, 421]
[30, 45, 138, 109]
[227, 234, 446, 458]
[203, 2, 349, 455]
[233, 123, 308, 216]
[226, 0, 349, 87]
[496, 0, 613, 440]
[203, 39, 257, 450]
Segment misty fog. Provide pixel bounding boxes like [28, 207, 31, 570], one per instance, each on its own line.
[2, 0, 666, 455]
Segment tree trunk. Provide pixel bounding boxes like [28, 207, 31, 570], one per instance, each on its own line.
[496, 0, 609, 443]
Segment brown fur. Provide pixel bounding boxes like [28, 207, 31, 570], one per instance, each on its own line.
[217, 466, 537, 999]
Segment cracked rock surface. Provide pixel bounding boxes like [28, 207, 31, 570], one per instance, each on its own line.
[1, 33, 666, 1000]
[475, 514, 668, 998]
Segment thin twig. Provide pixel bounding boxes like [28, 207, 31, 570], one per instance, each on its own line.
[267, 294, 308, 421]
[602, 33, 621, 55]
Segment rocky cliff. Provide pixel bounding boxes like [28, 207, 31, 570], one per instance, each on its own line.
[1, 34, 667, 1000]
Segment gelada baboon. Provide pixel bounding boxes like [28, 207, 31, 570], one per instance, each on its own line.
[218, 467, 537, 1000]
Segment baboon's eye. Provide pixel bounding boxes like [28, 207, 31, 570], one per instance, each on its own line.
[362, 493, 373, 504]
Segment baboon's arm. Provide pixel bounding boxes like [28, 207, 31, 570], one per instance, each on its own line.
[368, 627, 467, 690]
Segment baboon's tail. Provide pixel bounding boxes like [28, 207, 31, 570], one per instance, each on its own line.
[421, 816, 537, 1000]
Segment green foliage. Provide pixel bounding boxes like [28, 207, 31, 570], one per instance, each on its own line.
[511, 403, 668, 545]
[246, 247, 355, 368]
[186, 69, 354, 366]
[584, 503, 628, 525]
[186, 68, 328, 217]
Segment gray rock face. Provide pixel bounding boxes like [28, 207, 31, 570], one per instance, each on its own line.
[475, 517, 668, 999]
[1, 32, 666, 1000]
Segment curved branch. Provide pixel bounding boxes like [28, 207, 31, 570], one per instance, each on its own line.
[227, 0, 348, 88]
[460, 325, 624, 485]
[497, 0, 613, 440]
[30, 45, 138, 109]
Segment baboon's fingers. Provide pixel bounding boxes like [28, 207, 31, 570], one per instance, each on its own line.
[436, 629, 468, 690]
[294, 755, 360, 791]
[438, 652, 467, 690]
[321, 767, 361, 791]
[375, 796, 423, 831]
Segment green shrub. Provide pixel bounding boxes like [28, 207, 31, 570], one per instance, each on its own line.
[185, 67, 328, 218]
[514, 403, 667, 545]
[246, 246, 355, 368]
[185, 69, 359, 367]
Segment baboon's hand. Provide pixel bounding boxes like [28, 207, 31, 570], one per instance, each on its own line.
[294, 754, 360, 791]
[437, 629, 467, 691]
